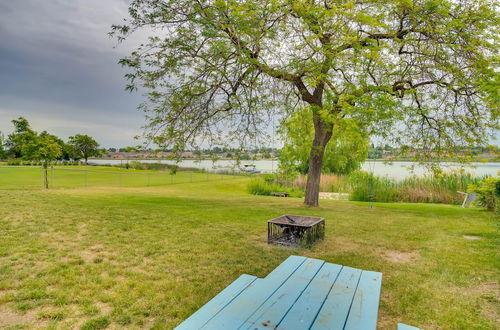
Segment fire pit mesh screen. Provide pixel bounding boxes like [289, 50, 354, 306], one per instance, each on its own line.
[267, 215, 325, 247]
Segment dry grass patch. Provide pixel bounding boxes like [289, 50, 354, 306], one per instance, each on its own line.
[0, 305, 44, 328]
[380, 250, 419, 264]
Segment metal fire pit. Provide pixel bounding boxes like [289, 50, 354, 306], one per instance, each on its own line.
[267, 214, 325, 248]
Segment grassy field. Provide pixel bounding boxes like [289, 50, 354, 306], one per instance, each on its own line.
[0, 167, 498, 329]
[0, 166, 230, 190]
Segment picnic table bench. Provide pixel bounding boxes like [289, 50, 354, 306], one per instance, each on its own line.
[175, 255, 383, 329]
[271, 192, 289, 197]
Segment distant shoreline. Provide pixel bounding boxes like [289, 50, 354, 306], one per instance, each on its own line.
[91, 157, 500, 163]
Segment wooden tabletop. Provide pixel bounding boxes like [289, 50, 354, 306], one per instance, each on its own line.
[175, 255, 382, 330]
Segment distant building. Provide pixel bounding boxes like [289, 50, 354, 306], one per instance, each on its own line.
[180, 151, 194, 158]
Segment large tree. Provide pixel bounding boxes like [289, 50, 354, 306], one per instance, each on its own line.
[5, 117, 37, 159]
[113, 0, 499, 206]
[23, 132, 63, 189]
[68, 134, 101, 164]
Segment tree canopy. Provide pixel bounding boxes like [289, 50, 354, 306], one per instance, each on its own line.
[6, 117, 37, 159]
[23, 132, 63, 166]
[113, 0, 499, 205]
[279, 107, 368, 175]
[68, 134, 101, 164]
[22, 131, 63, 188]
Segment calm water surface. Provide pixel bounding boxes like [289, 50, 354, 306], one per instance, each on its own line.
[89, 158, 499, 179]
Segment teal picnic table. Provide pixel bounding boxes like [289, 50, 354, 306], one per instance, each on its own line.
[175, 255, 383, 330]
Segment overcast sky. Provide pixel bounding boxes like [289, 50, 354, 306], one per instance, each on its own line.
[0, 0, 148, 148]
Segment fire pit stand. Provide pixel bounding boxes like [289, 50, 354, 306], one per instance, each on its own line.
[267, 214, 325, 247]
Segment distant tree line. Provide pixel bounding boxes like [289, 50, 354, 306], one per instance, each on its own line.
[0, 117, 103, 187]
[0, 117, 104, 187]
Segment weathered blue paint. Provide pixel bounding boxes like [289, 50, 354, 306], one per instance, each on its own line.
[201, 257, 307, 329]
[242, 258, 325, 329]
[344, 271, 382, 330]
[175, 256, 382, 330]
[264, 255, 307, 281]
[398, 323, 421, 330]
[174, 274, 257, 330]
[310, 266, 363, 330]
[276, 262, 343, 330]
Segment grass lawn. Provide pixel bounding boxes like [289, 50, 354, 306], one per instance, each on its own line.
[0, 167, 498, 329]
[0, 166, 229, 190]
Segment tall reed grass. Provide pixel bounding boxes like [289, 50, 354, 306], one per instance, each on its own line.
[252, 169, 487, 205]
[349, 171, 400, 203]
[292, 174, 351, 193]
[397, 171, 480, 204]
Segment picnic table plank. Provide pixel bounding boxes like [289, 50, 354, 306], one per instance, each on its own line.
[176, 255, 383, 330]
[264, 255, 307, 281]
[398, 323, 421, 330]
[344, 270, 382, 330]
[242, 258, 326, 329]
[276, 263, 343, 330]
[201, 257, 307, 329]
[174, 274, 257, 330]
[310, 266, 362, 330]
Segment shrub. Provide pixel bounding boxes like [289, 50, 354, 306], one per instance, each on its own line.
[468, 176, 500, 211]
[262, 174, 274, 184]
[169, 165, 178, 175]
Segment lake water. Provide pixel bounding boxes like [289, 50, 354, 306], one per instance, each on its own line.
[89, 158, 500, 179]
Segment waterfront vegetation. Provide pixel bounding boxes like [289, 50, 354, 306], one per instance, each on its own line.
[0, 166, 498, 329]
[248, 170, 498, 206]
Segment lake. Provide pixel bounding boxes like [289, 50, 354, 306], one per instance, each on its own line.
[89, 158, 500, 179]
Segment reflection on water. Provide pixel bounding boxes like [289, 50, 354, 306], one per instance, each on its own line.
[89, 158, 499, 179]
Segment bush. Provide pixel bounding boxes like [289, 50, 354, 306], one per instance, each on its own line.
[169, 165, 178, 175]
[468, 176, 500, 212]
[262, 174, 274, 184]
[7, 160, 21, 166]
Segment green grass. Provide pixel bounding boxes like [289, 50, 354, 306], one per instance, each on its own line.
[0, 166, 234, 190]
[0, 167, 498, 329]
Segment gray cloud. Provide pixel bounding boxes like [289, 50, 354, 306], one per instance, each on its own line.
[0, 0, 148, 147]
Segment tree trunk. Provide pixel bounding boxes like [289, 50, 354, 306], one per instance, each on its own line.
[43, 162, 48, 189]
[304, 116, 333, 207]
